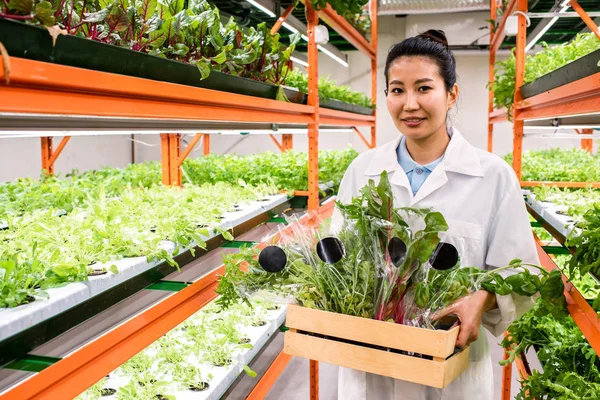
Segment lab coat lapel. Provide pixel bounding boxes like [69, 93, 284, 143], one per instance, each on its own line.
[410, 128, 481, 205]
[411, 165, 447, 205]
[365, 135, 413, 195]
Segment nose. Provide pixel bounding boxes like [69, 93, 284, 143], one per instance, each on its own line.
[403, 92, 419, 111]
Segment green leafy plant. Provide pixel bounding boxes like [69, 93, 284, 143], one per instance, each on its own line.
[503, 148, 600, 184]
[308, 0, 368, 17]
[0, 245, 47, 308]
[490, 33, 600, 112]
[286, 69, 373, 108]
[501, 302, 600, 399]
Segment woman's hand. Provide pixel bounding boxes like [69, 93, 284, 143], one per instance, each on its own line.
[432, 290, 497, 348]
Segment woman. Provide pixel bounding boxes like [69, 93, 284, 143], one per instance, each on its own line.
[333, 30, 539, 400]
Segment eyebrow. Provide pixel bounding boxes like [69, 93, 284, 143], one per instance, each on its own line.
[389, 78, 434, 85]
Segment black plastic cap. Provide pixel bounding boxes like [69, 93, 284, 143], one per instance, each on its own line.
[429, 242, 459, 271]
[388, 237, 407, 267]
[258, 246, 287, 273]
[316, 237, 345, 264]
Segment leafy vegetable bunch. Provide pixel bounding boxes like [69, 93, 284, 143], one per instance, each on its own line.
[406, 261, 567, 328]
[217, 172, 567, 327]
[217, 219, 376, 318]
[502, 302, 600, 400]
[0, 181, 276, 308]
[286, 69, 373, 108]
[503, 148, 600, 183]
[2, 0, 300, 84]
[490, 33, 600, 111]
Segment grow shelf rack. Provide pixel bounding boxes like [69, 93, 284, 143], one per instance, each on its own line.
[0, 194, 290, 363]
[487, 1, 600, 398]
[0, 0, 378, 398]
[0, 201, 335, 400]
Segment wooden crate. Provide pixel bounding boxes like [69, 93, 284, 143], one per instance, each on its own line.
[283, 305, 470, 388]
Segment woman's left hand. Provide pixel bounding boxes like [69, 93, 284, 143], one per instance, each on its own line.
[432, 290, 497, 348]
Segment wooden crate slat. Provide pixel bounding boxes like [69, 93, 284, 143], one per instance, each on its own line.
[284, 331, 470, 389]
[286, 305, 458, 358]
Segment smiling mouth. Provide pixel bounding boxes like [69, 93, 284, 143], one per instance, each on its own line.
[401, 117, 426, 126]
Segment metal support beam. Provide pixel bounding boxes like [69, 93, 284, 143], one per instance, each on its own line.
[178, 133, 203, 167]
[41, 136, 71, 175]
[352, 127, 374, 149]
[252, 0, 348, 65]
[270, 3, 294, 34]
[269, 134, 285, 152]
[569, 0, 600, 39]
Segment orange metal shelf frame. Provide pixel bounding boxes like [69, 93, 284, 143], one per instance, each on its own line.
[515, 72, 600, 121]
[299, 0, 376, 59]
[1, 201, 335, 400]
[536, 242, 600, 356]
[1, 58, 315, 125]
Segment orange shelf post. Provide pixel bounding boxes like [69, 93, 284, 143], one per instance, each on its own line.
[487, 0, 498, 153]
[490, 0, 518, 55]
[580, 128, 593, 153]
[370, 0, 378, 149]
[306, 1, 320, 212]
[511, 0, 528, 181]
[282, 134, 293, 151]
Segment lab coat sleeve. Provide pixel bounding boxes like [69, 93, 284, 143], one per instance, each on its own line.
[481, 180, 540, 337]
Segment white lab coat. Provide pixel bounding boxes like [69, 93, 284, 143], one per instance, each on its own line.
[332, 128, 539, 400]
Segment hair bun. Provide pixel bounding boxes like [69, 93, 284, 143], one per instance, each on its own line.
[418, 29, 449, 49]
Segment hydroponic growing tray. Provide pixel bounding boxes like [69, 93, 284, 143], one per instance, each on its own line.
[520, 49, 600, 99]
[86, 303, 288, 400]
[283, 305, 470, 388]
[0, 194, 288, 345]
[0, 19, 283, 101]
[523, 190, 577, 242]
[0, 18, 373, 116]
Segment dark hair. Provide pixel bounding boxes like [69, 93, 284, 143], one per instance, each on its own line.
[384, 29, 457, 93]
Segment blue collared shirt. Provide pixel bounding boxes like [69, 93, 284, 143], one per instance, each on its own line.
[396, 136, 444, 195]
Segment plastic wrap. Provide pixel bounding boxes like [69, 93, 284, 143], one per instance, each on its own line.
[217, 172, 564, 330]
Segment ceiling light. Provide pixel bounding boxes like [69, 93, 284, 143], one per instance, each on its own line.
[246, 0, 275, 18]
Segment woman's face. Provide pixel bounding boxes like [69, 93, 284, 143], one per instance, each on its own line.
[386, 56, 458, 140]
